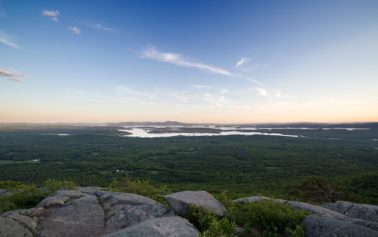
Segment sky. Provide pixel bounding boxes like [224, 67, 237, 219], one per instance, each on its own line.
[0, 0, 378, 123]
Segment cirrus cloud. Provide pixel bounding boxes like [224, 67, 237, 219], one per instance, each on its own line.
[0, 31, 19, 49]
[87, 23, 116, 33]
[142, 46, 232, 76]
[235, 57, 250, 68]
[0, 68, 25, 82]
[67, 26, 81, 35]
[42, 9, 60, 22]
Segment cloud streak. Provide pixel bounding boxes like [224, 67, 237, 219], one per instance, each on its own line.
[0, 31, 19, 48]
[235, 57, 250, 68]
[252, 87, 282, 98]
[142, 47, 232, 76]
[87, 23, 116, 32]
[193, 84, 212, 89]
[255, 87, 269, 97]
[42, 10, 60, 22]
[0, 69, 24, 82]
[67, 26, 81, 34]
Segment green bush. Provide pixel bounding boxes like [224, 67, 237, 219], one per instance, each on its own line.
[0, 180, 26, 190]
[0, 183, 46, 212]
[230, 200, 308, 237]
[108, 176, 169, 203]
[186, 205, 218, 232]
[44, 179, 78, 192]
[186, 194, 308, 237]
[7, 184, 46, 209]
[214, 191, 233, 209]
[291, 176, 345, 203]
[201, 218, 237, 237]
[0, 179, 78, 213]
[186, 205, 237, 237]
[0, 197, 17, 212]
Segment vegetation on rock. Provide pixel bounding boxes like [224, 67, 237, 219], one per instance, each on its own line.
[108, 176, 170, 203]
[0, 179, 77, 212]
[186, 199, 308, 237]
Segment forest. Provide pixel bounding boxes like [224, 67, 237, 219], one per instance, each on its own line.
[0, 124, 377, 204]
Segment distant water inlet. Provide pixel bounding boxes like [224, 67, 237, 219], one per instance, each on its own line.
[39, 133, 70, 136]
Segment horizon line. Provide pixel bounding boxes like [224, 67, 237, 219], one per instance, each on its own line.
[0, 120, 377, 125]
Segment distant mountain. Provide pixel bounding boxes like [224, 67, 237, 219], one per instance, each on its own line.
[237, 122, 378, 129]
[111, 121, 192, 126]
[1, 121, 377, 129]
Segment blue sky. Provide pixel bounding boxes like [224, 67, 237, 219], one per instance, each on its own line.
[1, 0, 378, 123]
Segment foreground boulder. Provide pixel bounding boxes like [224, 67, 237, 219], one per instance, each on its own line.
[233, 196, 286, 204]
[37, 194, 105, 237]
[0, 216, 33, 237]
[165, 191, 225, 216]
[322, 201, 378, 222]
[1, 209, 37, 236]
[287, 201, 346, 218]
[104, 217, 199, 237]
[303, 214, 378, 237]
[1, 187, 378, 237]
[99, 192, 174, 234]
[1, 188, 176, 237]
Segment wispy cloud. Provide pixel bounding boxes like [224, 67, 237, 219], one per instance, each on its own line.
[235, 57, 268, 74]
[255, 87, 269, 97]
[235, 57, 250, 68]
[67, 26, 81, 35]
[193, 84, 212, 89]
[0, 31, 19, 49]
[42, 9, 60, 22]
[86, 23, 116, 33]
[142, 46, 233, 76]
[0, 69, 24, 82]
[252, 87, 282, 98]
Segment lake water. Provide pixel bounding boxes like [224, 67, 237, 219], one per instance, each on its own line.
[118, 126, 371, 138]
[119, 127, 300, 138]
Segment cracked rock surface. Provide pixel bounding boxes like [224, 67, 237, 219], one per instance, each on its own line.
[0, 188, 180, 237]
[2, 189, 378, 237]
[165, 191, 225, 216]
[103, 217, 200, 237]
[322, 201, 378, 222]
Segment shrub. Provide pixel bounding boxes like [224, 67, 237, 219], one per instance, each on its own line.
[186, 205, 237, 237]
[0, 180, 26, 190]
[0, 179, 77, 213]
[0, 197, 17, 212]
[214, 191, 233, 209]
[230, 200, 308, 237]
[186, 205, 217, 232]
[44, 179, 78, 192]
[108, 176, 169, 203]
[0, 183, 46, 212]
[292, 176, 345, 203]
[7, 184, 46, 209]
[201, 218, 237, 237]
